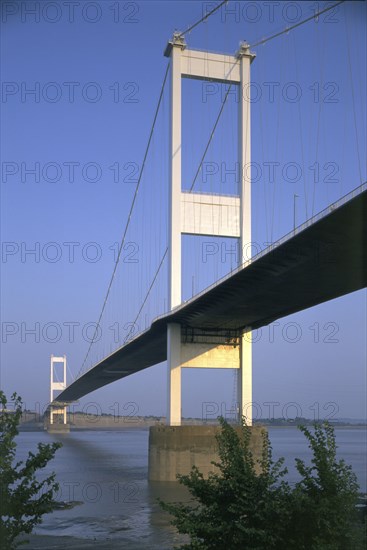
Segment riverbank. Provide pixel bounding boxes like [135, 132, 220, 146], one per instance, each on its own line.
[20, 534, 162, 549]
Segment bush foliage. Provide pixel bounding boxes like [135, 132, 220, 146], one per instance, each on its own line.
[160, 418, 365, 550]
[0, 391, 61, 549]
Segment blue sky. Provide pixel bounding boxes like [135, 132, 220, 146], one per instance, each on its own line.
[1, 1, 366, 420]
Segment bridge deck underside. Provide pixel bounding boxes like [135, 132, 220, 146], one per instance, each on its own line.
[57, 189, 366, 403]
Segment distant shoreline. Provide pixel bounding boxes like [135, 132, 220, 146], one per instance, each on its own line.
[18, 418, 367, 432]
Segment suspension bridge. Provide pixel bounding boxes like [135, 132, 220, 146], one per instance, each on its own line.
[48, 1, 366, 460]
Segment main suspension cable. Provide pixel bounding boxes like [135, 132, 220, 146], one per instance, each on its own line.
[76, 63, 170, 379]
[250, 0, 345, 48]
[177, 0, 228, 38]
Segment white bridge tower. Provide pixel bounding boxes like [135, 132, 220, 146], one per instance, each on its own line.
[49, 354, 67, 425]
[165, 35, 255, 426]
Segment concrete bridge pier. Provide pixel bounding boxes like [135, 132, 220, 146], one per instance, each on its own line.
[46, 418, 70, 433]
[148, 424, 266, 482]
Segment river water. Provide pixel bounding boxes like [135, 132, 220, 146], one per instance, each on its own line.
[15, 427, 366, 548]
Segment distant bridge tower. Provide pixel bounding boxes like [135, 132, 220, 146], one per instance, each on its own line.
[164, 35, 256, 426]
[49, 354, 67, 425]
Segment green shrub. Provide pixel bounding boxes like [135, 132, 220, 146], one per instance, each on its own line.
[160, 418, 365, 550]
[0, 391, 62, 549]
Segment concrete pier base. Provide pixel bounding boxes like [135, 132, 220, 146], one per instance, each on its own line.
[148, 424, 266, 482]
[45, 423, 70, 434]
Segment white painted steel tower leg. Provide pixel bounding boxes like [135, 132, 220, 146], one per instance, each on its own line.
[239, 335, 253, 425]
[168, 38, 183, 311]
[238, 44, 254, 426]
[166, 35, 185, 426]
[167, 323, 182, 425]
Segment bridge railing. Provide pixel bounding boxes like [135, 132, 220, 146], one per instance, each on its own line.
[286, 181, 367, 242]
